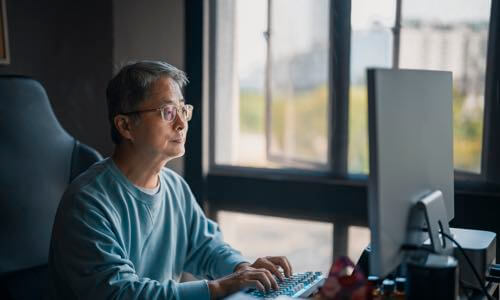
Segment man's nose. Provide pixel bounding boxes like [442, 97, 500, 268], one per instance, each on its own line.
[173, 111, 186, 131]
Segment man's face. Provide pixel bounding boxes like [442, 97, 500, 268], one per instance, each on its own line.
[130, 77, 188, 160]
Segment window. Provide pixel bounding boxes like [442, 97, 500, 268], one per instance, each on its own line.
[347, 226, 371, 264]
[348, 0, 395, 174]
[192, 0, 497, 270]
[218, 212, 371, 272]
[400, 0, 491, 173]
[218, 211, 333, 274]
[348, 0, 491, 174]
[213, 0, 330, 169]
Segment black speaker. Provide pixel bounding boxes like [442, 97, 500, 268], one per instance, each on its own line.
[407, 254, 458, 300]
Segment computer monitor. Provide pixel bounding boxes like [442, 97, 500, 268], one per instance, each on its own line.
[367, 68, 455, 277]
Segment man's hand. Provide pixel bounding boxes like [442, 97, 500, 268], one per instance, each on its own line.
[236, 256, 293, 281]
[207, 256, 293, 300]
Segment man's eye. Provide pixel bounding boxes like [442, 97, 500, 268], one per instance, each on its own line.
[164, 107, 175, 120]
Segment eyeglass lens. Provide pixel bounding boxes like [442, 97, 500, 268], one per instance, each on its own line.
[163, 105, 192, 122]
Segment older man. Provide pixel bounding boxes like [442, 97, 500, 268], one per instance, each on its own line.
[48, 61, 292, 299]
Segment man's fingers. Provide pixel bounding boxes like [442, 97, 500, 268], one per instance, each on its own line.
[283, 257, 293, 276]
[267, 256, 293, 277]
[249, 271, 273, 291]
[248, 280, 266, 292]
[260, 260, 285, 282]
[259, 268, 280, 290]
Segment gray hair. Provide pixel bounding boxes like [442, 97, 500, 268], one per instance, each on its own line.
[106, 60, 189, 144]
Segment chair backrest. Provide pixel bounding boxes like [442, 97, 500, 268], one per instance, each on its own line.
[0, 75, 102, 298]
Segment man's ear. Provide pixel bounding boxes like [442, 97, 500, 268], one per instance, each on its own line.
[114, 115, 135, 142]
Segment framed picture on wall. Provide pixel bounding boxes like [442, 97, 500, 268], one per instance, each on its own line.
[0, 0, 9, 65]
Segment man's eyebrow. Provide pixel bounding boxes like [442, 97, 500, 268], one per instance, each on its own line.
[160, 99, 185, 105]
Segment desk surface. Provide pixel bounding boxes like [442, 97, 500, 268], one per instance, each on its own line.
[460, 282, 498, 300]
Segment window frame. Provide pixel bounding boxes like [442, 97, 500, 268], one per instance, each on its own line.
[184, 0, 500, 258]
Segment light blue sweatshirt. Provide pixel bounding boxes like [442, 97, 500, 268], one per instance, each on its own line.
[49, 158, 247, 300]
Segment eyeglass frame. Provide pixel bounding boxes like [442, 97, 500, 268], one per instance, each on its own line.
[120, 103, 194, 122]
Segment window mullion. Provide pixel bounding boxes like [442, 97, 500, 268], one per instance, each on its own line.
[392, 0, 403, 69]
[483, 0, 500, 182]
[329, 0, 351, 175]
[264, 0, 273, 164]
[184, 0, 205, 205]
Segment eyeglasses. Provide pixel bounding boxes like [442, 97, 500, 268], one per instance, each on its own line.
[121, 103, 193, 122]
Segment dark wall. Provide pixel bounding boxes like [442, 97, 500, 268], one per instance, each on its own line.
[113, 0, 185, 174]
[0, 0, 114, 156]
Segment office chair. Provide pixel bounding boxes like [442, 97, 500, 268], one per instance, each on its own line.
[0, 75, 103, 299]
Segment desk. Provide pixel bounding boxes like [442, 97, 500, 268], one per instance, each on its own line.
[460, 282, 499, 300]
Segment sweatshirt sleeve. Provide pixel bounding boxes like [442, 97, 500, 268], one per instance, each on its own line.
[49, 190, 210, 300]
[179, 179, 249, 279]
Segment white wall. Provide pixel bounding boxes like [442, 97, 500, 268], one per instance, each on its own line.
[113, 0, 185, 174]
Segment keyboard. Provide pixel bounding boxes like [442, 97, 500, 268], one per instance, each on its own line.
[245, 271, 325, 299]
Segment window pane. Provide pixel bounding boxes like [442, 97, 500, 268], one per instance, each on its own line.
[400, 0, 491, 173]
[348, 226, 371, 264]
[348, 0, 395, 174]
[218, 211, 332, 275]
[214, 0, 268, 167]
[213, 0, 330, 169]
[268, 0, 330, 168]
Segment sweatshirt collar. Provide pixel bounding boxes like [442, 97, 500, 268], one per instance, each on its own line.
[105, 157, 164, 205]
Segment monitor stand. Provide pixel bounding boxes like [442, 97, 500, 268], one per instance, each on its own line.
[405, 190, 459, 299]
[406, 190, 453, 255]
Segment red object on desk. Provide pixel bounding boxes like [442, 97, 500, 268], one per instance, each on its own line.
[319, 256, 369, 300]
